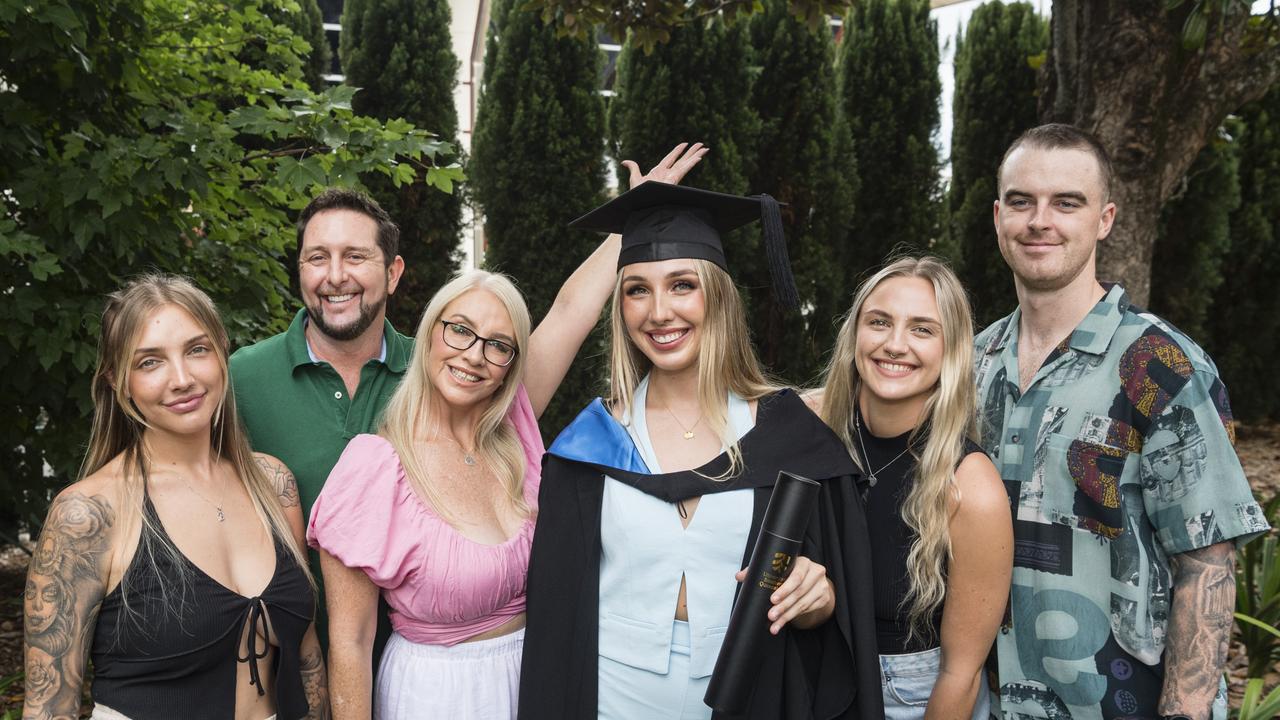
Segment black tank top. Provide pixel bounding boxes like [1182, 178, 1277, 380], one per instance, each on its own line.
[91, 494, 314, 719]
[862, 425, 985, 655]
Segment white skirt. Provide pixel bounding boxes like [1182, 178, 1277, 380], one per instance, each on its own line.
[375, 629, 524, 720]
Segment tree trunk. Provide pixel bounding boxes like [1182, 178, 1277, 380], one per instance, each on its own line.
[1042, 0, 1280, 306]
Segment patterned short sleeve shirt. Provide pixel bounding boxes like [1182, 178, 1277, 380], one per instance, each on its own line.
[972, 285, 1269, 720]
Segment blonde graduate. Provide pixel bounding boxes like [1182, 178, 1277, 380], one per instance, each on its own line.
[603, 168, 837, 639]
[814, 257, 1011, 719]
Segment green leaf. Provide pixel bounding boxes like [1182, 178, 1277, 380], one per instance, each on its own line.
[1182, 8, 1208, 49]
[1235, 612, 1280, 639]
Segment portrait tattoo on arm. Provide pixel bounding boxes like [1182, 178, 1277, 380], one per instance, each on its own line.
[1159, 542, 1236, 717]
[23, 492, 115, 720]
[300, 644, 331, 720]
[255, 456, 300, 509]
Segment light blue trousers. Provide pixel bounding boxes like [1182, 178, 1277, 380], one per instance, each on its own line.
[598, 619, 711, 720]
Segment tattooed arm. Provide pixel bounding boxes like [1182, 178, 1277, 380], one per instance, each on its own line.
[23, 490, 115, 720]
[300, 627, 330, 720]
[1159, 541, 1236, 719]
[256, 453, 330, 719]
[255, 453, 300, 509]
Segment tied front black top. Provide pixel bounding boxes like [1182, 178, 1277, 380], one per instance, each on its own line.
[863, 427, 985, 655]
[90, 495, 314, 720]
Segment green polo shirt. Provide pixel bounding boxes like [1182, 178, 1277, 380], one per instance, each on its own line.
[230, 309, 413, 516]
[230, 309, 413, 653]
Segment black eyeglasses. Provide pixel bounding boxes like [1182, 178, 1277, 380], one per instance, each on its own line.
[438, 321, 518, 367]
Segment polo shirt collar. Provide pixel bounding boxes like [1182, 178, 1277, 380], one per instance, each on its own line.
[284, 309, 409, 373]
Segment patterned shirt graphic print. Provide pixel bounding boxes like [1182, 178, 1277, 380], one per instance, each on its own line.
[972, 285, 1269, 720]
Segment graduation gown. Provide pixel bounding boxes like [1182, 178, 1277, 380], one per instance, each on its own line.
[518, 389, 883, 720]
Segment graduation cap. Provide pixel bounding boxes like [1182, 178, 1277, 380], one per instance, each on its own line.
[569, 182, 800, 311]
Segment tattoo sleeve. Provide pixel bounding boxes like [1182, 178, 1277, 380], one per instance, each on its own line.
[256, 456, 300, 509]
[1159, 541, 1235, 718]
[23, 492, 114, 720]
[300, 641, 331, 720]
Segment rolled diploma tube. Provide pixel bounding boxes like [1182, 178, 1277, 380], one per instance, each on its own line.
[703, 470, 821, 714]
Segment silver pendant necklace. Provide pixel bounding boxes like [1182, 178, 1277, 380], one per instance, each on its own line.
[854, 410, 912, 488]
[181, 474, 227, 522]
[437, 432, 479, 465]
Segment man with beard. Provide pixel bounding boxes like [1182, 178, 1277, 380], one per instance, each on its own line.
[231, 188, 411, 654]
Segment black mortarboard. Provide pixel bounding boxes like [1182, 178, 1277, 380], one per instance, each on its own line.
[569, 182, 800, 310]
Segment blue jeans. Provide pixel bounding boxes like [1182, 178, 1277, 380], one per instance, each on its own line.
[880, 646, 992, 720]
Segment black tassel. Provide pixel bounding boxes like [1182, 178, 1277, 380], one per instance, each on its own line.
[758, 194, 800, 312]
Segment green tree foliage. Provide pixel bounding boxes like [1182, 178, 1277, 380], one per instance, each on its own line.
[609, 14, 767, 369]
[838, 0, 941, 278]
[236, 0, 331, 91]
[341, 0, 464, 332]
[945, 0, 1047, 328]
[282, 0, 331, 91]
[748, 0, 856, 383]
[1151, 126, 1241, 343]
[1206, 89, 1280, 421]
[522, 0, 853, 52]
[470, 0, 608, 438]
[0, 0, 462, 536]
[610, 17, 757, 199]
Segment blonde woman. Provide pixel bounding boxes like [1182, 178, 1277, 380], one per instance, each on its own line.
[814, 257, 1011, 719]
[520, 181, 883, 719]
[307, 144, 707, 720]
[22, 275, 325, 720]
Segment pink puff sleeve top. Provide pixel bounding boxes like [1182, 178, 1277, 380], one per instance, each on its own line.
[307, 385, 544, 646]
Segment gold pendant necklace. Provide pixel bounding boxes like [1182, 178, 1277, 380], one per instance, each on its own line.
[662, 401, 702, 440]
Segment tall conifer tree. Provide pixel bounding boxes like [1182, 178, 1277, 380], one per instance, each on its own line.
[1206, 89, 1280, 420]
[470, 0, 608, 436]
[609, 15, 764, 356]
[748, 1, 855, 382]
[281, 0, 329, 90]
[838, 0, 941, 278]
[946, 1, 1046, 327]
[238, 0, 330, 90]
[342, 0, 463, 331]
[1151, 129, 1241, 342]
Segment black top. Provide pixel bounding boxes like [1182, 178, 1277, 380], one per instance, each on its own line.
[862, 427, 985, 655]
[91, 496, 314, 720]
[519, 389, 884, 720]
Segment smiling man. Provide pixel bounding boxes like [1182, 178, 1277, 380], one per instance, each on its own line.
[972, 124, 1269, 720]
[230, 188, 413, 655]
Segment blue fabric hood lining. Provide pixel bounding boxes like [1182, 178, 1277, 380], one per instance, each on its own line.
[547, 398, 649, 474]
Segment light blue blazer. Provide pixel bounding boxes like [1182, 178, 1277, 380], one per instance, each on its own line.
[597, 376, 755, 679]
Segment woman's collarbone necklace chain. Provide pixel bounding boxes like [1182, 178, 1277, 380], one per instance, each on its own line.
[661, 400, 702, 440]
[854, 410, 912, 488]
[437, 432, 479, 466]
[180, 472, 228, 522]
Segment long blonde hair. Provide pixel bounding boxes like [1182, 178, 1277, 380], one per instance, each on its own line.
[379, 270, 533, 523]
[607, 259, 779, 476]
[819, 256, 977, 643]
[82, 274, 314, 621]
